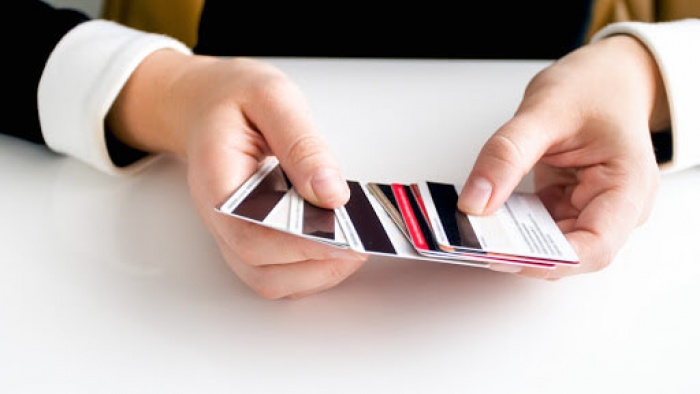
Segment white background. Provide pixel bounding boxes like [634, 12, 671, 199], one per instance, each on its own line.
[2, 57, 699, 393]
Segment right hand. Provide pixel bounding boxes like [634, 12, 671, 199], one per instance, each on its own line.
[458, 35, 667, 279]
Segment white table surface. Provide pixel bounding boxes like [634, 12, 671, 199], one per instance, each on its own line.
[1, 58, 699, 393]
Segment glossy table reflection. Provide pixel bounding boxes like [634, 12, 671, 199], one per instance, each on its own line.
[1, 58, 699, 393]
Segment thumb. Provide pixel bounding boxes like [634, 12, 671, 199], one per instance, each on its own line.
[458, 115, 558, 215]
[243, 78, 349, 209]
[277, 134, 350, 209]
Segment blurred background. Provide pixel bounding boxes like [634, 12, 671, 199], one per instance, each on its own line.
[45, 0, 102, 18]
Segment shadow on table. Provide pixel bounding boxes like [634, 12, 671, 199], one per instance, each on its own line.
[43, 150, 541, 346]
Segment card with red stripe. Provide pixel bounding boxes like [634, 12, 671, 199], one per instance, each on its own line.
[217, 157, 578, 269]
[416, 181, 578, 266]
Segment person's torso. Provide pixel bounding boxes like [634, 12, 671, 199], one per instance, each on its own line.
[194, 1, 593, 59]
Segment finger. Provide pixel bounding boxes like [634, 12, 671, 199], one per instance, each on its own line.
[519, 187, 641, 280]
[533, 164, 582, 222]
[242, 75, 349, 209]
[211, 218, 367, 299]
[458, 113, 566, 216]
[187, 115, 269, 209]
[537, 183, 580, 222]
[217, 217, 366, 267]
[222, 249, 366, 300]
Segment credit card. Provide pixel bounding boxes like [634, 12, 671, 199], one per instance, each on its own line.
[217, 157, 579, 269]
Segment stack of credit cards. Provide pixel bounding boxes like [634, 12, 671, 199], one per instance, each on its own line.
[217, 157, 579, 269]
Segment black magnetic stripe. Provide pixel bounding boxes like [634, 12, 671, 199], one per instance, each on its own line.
[427, 182, 480, 250]
[455, 213, 482, 251]
[345, 181, 396, 254]
[377, 183, 399, 212]
[302, 200, 335, 240]
[233, 165, 289, 221]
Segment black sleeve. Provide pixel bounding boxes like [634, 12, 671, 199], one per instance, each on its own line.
[3, 1, 89, 145]
[652, 130, 673, 165]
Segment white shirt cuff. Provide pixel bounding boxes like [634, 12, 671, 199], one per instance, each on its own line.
[592, 19, 700, 173]
[38, 20, 192, 175]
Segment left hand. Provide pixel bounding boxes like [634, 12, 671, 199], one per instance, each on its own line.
[458, 35, 668, 279]
[108, 52, 367, 298]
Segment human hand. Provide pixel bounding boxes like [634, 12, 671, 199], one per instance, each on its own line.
[108, 52, 366, 298]
[458, 35, 669, 279]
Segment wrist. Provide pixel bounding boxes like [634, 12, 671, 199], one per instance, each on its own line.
[106, 48, 196, 158]
[604, 35, 670, 131]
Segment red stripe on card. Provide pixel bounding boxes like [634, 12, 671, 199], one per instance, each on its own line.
[410, 183, 430, 228]
[392, 183, 428, 250]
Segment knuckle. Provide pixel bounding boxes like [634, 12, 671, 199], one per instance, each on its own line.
[483, 133, 526, 174]
[255, 285, 286, 300]
[226, 227, 258, 262]
[236, 245, 272, 268]
[594, 257, 613, 273]
[219, 251, 288, 300]
[591, 242, 615, 272]
[284, 134, 328, 168]
[248, 268, 287, 300]
[235, 246, 261, 267]
[250, 73, 303, 110]
[324, 260, 359, 284]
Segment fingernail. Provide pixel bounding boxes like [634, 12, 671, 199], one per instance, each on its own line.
[461, 177, 492, 214]
[311, 168, 349, 205]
